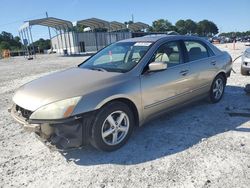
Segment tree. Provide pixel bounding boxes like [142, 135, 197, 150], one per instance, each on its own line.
[151, 19, 174, 32]
[175, 19, 197, 35]
[175, 19, 186, 34]
[196, 20, 218, 36]
[74, 25, 85, 32]
[0, 31, 13, 41]
[0, 41, 10, 50]
[0, 31, 22, 52]
[32, 38, 51, 51]
[219, 31, 250, 38]
[185, 19, 197, 34]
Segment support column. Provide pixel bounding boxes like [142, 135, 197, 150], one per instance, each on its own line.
[55, 29, 61, 55]
[29, 26, 36, 58]
[22, 29, 30, 57]
[76, 30, 80, 53]
[66, 27, 72, 55]
[59, 28, 64, 55]
[95, 32, 98, 51]
[46, 12, 53, 51]
[18, 31, 25, 57]
[63, 29, 68, 55]
[25, 27, 32, 55]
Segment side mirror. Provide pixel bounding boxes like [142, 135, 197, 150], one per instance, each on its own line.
[148, 61, 167, 72]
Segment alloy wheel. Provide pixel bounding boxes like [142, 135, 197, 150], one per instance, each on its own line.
[101, 111, 130, 146]
[213, 78, 224, 100]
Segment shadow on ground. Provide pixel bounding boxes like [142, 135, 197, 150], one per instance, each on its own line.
[61, 85, 250, 165]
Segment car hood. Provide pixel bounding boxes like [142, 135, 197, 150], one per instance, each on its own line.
[13, 67, 122, 111]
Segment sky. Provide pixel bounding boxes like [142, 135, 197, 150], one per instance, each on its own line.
[0, 0, 249, 40]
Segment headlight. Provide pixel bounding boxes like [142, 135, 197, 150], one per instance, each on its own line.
[30, 96, 82, 120]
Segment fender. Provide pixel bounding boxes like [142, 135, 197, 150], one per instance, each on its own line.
[71, 77, 143, 123]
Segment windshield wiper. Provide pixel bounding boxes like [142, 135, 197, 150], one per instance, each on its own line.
[90, 67, 107, 72]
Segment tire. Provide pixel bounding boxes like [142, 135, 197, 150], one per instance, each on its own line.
[90, 101, 134, 152]
[208, 74, 226, 103]
[241, 67, 249, 76]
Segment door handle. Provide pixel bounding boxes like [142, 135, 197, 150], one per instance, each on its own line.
[211, 61, 216, 66]
[180, 70, 189, 76]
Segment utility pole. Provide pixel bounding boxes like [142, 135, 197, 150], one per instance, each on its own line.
[46, 12, 53, 51]
[131, 14, 134, 23]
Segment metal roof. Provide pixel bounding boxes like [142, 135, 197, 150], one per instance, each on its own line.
[76, 18, 149, 32]
[76, 18, 110, 30]
[110, 21, 126, 31]
[19, 17, 150, 32]
[128, 22, 149, 32]
[19, 17, 73, 30]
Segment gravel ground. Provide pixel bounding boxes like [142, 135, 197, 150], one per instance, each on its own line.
[0, 43, 250, 188]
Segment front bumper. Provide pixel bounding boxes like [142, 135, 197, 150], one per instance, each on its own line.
[9, 105, 92, 150]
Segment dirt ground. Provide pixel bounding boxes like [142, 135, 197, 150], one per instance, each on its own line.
[0, 43, 250, 188]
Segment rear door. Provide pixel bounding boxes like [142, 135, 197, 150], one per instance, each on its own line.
[183, 40, 218, 95]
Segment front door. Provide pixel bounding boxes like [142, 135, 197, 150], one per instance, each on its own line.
[140, 41, 195, 120]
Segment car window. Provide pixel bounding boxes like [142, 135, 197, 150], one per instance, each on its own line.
[80, 42, 152, 73]
[150, 41, 181, 67]
[93, 46, 126, 65]
[184, 41, 209, 61]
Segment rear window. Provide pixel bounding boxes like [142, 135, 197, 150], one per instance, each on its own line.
[184, 41, 209, 62]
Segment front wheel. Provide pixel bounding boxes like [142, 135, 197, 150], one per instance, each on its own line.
[90, 101, 134, 152]
[208, 75, 226, 103]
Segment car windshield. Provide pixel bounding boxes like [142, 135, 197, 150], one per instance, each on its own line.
[79, 42, 152, 73]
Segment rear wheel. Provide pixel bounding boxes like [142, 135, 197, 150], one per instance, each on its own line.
[208, 75, 226, 103]
[90, 101, 134, 152]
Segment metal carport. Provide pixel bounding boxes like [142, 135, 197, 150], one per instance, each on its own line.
[110, 21, 127, 31]
[75, 18, 129, 51]
[128, 22, 149, 32]
[19, 17, 74, 57]
[76, 18, 111, 31]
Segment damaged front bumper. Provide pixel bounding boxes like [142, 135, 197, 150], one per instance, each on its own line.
[9, 105, 92, 151]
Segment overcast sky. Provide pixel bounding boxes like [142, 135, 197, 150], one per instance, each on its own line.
[0, 0, 249, 40]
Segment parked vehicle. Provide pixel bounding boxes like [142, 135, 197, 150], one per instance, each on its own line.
[10, 35, 232, 151]
[241, 48, 250, 75]
[245, 42, 250, 47]
[211, 37, 220, 44]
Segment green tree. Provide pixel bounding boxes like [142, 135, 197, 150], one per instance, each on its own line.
[219, 31, 250, 38]
[175, 19, 197, 35]
[196, 20, 218, 36]
[0, 41, 10, 50]
[175, 19, 186, 34]
[0, 31, 13, 41]
[0, 31, 22, 52]
[32, 38, 51, 51]
[151, 19, 174, 32]
[185, 19, 197, 34]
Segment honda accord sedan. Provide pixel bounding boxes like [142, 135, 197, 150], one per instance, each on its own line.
[10, 35, 232, 151]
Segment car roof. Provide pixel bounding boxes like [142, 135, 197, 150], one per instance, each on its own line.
[119, 35, 208, 43]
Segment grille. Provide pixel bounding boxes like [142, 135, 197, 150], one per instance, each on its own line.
[15, 105, 33, 119]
